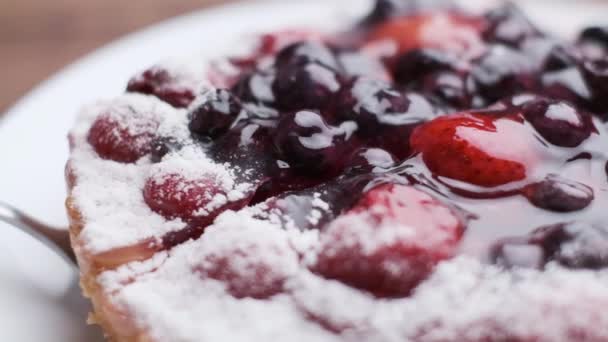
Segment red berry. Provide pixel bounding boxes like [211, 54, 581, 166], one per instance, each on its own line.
[127, 67, 196, 108]
[194, 223, 298, 299]
[143, 173, 246, 224]
[313, 184, 464, 297]
[368, 13, 485, 58]
[87, 111, 159, 163]
[410, 112, 538, 187]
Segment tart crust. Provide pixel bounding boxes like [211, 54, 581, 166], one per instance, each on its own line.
[67, 193, 151, 342]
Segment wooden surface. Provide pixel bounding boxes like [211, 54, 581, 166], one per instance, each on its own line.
[0, 0, 230, 114]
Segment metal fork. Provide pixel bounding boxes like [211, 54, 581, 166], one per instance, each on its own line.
[0, 201, 76, 264]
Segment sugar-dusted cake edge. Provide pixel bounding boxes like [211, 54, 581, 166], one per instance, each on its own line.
[66, 188, 153, 342]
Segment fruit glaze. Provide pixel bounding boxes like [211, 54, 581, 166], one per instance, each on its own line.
[66, 0, 608, 341]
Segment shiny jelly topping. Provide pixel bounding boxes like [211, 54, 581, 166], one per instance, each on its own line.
[89, 0, 608, 300]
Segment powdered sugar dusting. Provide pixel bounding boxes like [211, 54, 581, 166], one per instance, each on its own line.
[103, 212, 339, 342]
[98, 206, 608, 342]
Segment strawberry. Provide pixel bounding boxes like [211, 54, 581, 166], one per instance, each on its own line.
[313, 184, 464, 297]
[143, 173, 250, 224]
[193, 218, 299, 299]
[410, 112, 538, 187]
[367, 13, 485, 58]
[87, 112, 158, 163]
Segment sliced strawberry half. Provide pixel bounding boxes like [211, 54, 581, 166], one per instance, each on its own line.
[367, 13, 486, 58]
[312, 183, 465, 297]
[410, 112, 539, 188]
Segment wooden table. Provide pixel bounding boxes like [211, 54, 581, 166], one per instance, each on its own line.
[0, 0, 229, 114]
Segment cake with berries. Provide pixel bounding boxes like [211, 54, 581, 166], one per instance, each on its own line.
[66, 1, 608, 341]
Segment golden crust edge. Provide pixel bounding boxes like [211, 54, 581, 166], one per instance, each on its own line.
[66, 173, 155, 342]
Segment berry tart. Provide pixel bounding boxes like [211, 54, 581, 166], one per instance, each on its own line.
[66, 1, 608, 341]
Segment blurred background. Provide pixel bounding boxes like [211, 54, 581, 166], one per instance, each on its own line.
[0, 0, 234, 113]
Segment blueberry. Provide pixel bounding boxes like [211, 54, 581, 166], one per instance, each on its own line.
[335, 77, 436, 159]
[361, 0, 453, 26]
[272, 61, 341, 111]
[231, 69, 276, 104]
[209, 107, 279, 168]
[579, 26, 608, 48]
[150, 136, 182, 163]
[542, 45, 580, 72]
[275, 41, 339, 71]
[492, 222, 608, 270]
[581, 58, 608, 113]
[360, 0, 405, 25]
[482, 3, 541, 46]
[393, 49, 459, 86]
[554, 222, 608, 269]
[335, 77, 435, 132]
[335, 78, 410, 131]
[420, 72, 477, 109]
[541, 67, 593, 107]
[273, 110, 359, 176]
[524, 175, 594, 212]
[471, 45, 536, 102]
[346, 148, 396, 172]
[188, 89, 244, 139]
[521, 98, 595, 147]
[492, 240, 545, 269]
[336, 50, 389, 81]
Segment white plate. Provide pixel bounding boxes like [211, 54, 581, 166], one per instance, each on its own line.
[0, 0, 606, 341]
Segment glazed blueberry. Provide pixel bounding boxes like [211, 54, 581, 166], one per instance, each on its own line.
[188, 89, 244, 138]
[554, 223, 608, 269]
[541, 67, 593, 107]
[542, 45, 580, 72]
[272, 61, 341, 111]
[579, 26, 608, 48]
[421, 71, 477, 109]
[335, 77, 411, 133]
[361, 0, 453, 26]
[520, 97, 595, 147]
[336, 50, 390, 81]
[274, 41, 339, 70]
[346, 147, 396, 172]
[482, 3, 541, 46]
[492, 240, 545, 269]
[393, 49, 459, 86]
[360, 0, 405, 26]
[273, 110, 358, 175]
[581, 58, 608, 112]
[524, 175, 594, 213]
[335, 77, 437, 159]
[492, 223, 608, 270]
[210, 109, 278, 166]
[231, 69, 276, 104]
[150, 136, 182, 163]
[471, 45, 536, 102]
[127, 67, 195, 108]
